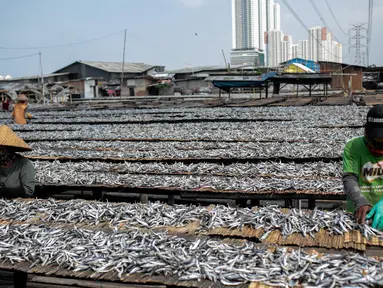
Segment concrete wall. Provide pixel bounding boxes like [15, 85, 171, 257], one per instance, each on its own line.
[175, 79, 211, 92]
[135, 78, 151, 96]
[84, 80, 97, 99]
[65, 79, 98, 98]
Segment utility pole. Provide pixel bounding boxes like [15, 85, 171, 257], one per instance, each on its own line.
[39, 52, 45, 105]
[349, 24, 368, 66]
[221, 49, 229, 72]
[367, 0, 374, 66]
[120, 29, 127, 98]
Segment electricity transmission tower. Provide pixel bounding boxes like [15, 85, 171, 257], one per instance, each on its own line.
[349, 24, 368, 66]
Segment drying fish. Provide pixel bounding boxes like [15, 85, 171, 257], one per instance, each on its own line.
[14, 123, 361, 143]
[24, 140, 345, 159]
[33, 166, 344, 193]
[0, 223, 381, 287]
[7, 106, 368, 126]
[32, 160, 343, 179]
[0, 199, 381, 240]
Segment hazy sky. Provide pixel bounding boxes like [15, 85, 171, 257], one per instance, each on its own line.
[0, 0, 381, 77]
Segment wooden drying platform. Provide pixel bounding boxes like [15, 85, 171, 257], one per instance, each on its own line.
[316, 96, 352, 106]
[30, 117, 293, 125]
[0, 262, 251, 288]
[26, 155, 343, 165]
[33, 183, 345, 211]
[0, 220, 273, 288]
[1, 206, 382, 253]
[34, 184, 346, 200]
[269, 97, 314, 107]
[224, 97, 286, 107]
[24, 138, 323, 144]
[362, 94, 383, 106]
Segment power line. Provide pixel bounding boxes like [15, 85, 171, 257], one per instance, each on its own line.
[126, 29, 189, 66]
[308, 0, 340, 43]
[324, 0, 349, 36]
[280, 0, 348, 61]
[0, 52, 39, 61]
[0, 30, 124, 50]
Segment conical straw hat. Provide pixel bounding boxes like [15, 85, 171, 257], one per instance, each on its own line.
[18, 94, 28, 102]
[0, 125, 32, 152]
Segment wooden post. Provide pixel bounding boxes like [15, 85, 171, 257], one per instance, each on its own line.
[293, 199, 302, 209]
[140, 194, 149, 204]
[14, 271, 27, 288]
[93, 189, 104, 201]
[236, 199, 248, 207]
[285, 199, 293, 208]
[168, 194, 175, 205]
[308, 199, 316, 210]
[250, 199, 260, 207]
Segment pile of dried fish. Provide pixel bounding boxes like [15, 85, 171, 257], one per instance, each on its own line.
[33, 165, 343, 192]
[32, 160, 343, 178]
[1, 199, 380, 240]
[32, 160, 342, 192]
[0, 223, 382, 286]
[201, 205, 383, 240]
[13, 106, 369, 125]
[15, 123, 362, 143]
[26, 141, 344, 159]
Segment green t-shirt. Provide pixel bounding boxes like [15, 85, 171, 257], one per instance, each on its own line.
[343, 136, 383, 212]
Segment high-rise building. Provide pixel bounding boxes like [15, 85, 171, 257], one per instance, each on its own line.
[298, 40, 309, 60]
[266, 30, 283, 66]
[321, 29, 333, 62]
[281, 35, 293, 62]
[232, 0, 258, 50]
[292, 44, 299, 59]
[231, 0, 280, 51]
[307, 26, 343, 63]
[332, 42, 343, 63]
[266, 0, 275, 32]
[273, 3, 281, 31]
[231, 0, 279, 65]
[308, 26, 324, 61]
[258, 0, 267, 51]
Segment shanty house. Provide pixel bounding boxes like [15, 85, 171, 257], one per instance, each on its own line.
[54, 61, 165, 96]
[281, 58, 364, 92]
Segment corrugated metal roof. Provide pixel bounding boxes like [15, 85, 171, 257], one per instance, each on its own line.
[80, 61, 156, 73]
[0, 73, 70, 82]
[0, 83, 40, 91]
[167, 64, 259, 74]
[166, 65, 228, 74]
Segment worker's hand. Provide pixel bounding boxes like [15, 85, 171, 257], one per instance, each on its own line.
[366, 199, 383, 230]
[356, 205, 371, 224]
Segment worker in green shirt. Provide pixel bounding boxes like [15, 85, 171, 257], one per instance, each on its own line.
[343, 105, 383, 230]
[0, 125, 35, 197]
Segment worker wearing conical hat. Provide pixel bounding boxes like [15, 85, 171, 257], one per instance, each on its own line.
[0, 125, 35, 198]
[12, 94, 32, 125]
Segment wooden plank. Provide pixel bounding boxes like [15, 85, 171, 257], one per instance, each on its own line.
[225, 97, 286, 107]
[30, 275, 165, 288]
